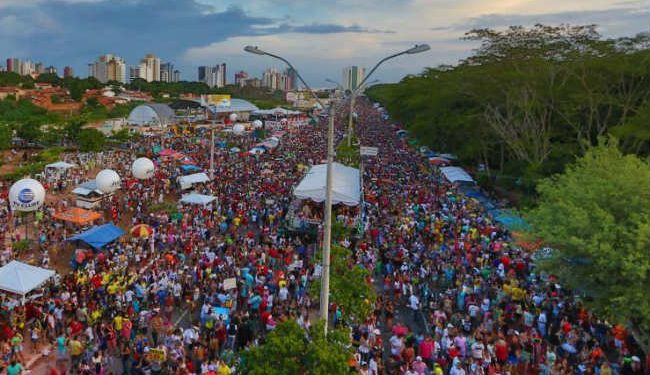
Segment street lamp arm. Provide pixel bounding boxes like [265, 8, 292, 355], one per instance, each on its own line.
[262, 51, 327, 110]
[354, 51, 405, 95]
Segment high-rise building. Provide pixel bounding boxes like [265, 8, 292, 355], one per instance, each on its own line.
[198, 64, 227, 88]
[6, 58, 14, 73]
[89, 54, 127, 83]
[63, 66, 74, 78]
[129, 66, 141, 82]
[287, 68, 297, 90]
[20, 60, 36, 76]
[262, 68, 295, 91]
[137, 54, 160, 82]
[342, 66, 366, 91]
[45, 66, 57, 75]
[172, 70, 181, 83]
[234, 71, 249, 87]
[159, 62, 179, 83]
[35, 63, 44, 75]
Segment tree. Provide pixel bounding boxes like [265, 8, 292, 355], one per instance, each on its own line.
[243, 320, 350, 375]
[528, 140, 650, 354]
[0, 123, 12, 150]
[77, 128, 106, 152]
[310, 245, 376, 323]
[17, 121, 42, 142]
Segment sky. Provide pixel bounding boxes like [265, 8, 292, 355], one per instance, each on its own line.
[0, 0, 649, 86]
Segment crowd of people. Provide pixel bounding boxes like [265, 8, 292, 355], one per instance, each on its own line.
[0, 97, 645, 375]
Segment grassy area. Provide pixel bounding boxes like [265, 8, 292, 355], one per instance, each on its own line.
[3, 146, 64, 180]
[336, 136, 360, 168]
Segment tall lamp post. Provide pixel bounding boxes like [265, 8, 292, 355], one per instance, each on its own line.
[245, 46, 336, 335]
[346, 44, 430, 146]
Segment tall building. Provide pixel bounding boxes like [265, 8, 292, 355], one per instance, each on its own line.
[35, 63, 44, 75]
[262, 68, 295, 91]
[234, 71, 249, 87]
[89, 54, 127, 83]
[20, 60, 36, 76]
[198, 64, 226, 88]
[6, 58, 14, 73]
[342, 66, 366, 91]
[137, 54, 160, 82]
[129, 66, 141, 82]
[45, 66, 57, 75]
[287, 68, 297, 90]
[159, 62, 179, 83]
[63, 66, 74, 78]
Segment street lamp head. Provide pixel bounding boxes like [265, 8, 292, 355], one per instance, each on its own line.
[244, 45, 266, 55]
[406, 44, 431, 54]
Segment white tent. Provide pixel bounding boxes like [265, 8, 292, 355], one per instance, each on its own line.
[180, 193, 216, 206]
[440, 166, 475, 183]
[0, 261, 55, 297]
[177, 173, 210, 190]
[294, 162, 360, 206]
[45, 161, 76, 170]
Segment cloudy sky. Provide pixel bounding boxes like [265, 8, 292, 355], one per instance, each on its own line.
[1, 0, 648, 85]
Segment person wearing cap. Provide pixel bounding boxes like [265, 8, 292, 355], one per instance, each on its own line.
[412, 355, 428, 374]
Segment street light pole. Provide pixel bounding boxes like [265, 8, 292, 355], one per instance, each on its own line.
[346, 44, 431, 146]
[245, 46, 335, 336]
[209, 127, 215, 180]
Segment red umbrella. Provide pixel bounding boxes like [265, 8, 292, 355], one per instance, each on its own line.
[130, 224, 153, 238]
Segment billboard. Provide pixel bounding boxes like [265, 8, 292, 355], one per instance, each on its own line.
[204, 94, 231, 108]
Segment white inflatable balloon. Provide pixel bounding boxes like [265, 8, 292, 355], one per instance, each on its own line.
[233, 124, 245, 135]
[9, 178, 45, 212]
[132, 157, 155, 180]
[229, 113, 238, 122]
[253, 120, 263, 129]
[96, 169, 121, 193]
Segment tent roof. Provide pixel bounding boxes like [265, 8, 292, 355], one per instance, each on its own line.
[180, 164, 202, 173]
[178, 172, 210, 185]
[67, 223, 125, 250]
[180, 193, 216, 206]
[0, 261, 55, 296]
[72, 180, 104, 196]
[46, 161, 76, 169]
[252, 107, 302, 116]
[440, 166, 475, 183]
[294, 162, 360, 206]
[53, 207, 102, 225]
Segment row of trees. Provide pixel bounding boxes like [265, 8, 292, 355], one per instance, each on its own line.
[367, 25, 650, 199]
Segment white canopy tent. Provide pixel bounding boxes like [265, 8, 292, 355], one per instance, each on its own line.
[294, 162, 360, 206]
[0, 261, 55, 299]
[252, 107, 302, 116]
[45, 161, 76, 170]
[440, 166, 475, 183]
[180, 193, 216, 206]
[177, 172, 210, 190]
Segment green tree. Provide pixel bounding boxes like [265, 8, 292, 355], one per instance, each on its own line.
[77, 128, 106, 152]
[0, 123, 12, 150]
[528, 140, 650, 354]
[17, 121, 42, 141]
[310, 245, 376, 323]
[243, 320, 350, 375]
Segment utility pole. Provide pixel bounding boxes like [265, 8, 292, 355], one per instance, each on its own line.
[320, 102, 335, 331]
[209, 127, 215, 179]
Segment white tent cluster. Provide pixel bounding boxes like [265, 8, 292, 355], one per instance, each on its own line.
[294, 162, 361, 206]
[0, 261, 55, 298]
[440, 166, 475, 183]
[252, 107, 302, 116]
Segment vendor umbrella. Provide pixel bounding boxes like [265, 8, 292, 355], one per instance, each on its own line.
[130, 224, 153, 238]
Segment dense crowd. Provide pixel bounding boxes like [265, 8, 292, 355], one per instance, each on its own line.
[0, 97, 646, 375]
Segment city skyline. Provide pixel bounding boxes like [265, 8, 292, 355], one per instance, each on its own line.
[1, 0, 649, 86]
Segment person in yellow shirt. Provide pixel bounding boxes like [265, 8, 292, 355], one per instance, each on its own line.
[113, 315, 123, 331]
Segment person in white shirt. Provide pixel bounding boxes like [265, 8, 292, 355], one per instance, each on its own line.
[409, 294, 420, 320]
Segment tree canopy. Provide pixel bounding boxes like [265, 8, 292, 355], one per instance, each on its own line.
[310, 245, 376, 323]
[242, 320, 350, 375]
[528, 140, 650, 354]
[367, 25, 650, 201]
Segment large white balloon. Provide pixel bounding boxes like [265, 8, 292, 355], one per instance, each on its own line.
[229, 113, 238, 122]
[96, 169, 121, 193]
[132, 157, 155, 180]
[9, 178, 45, 212]
[253, 120, 263, 129]
[233, 124, 245, 135]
